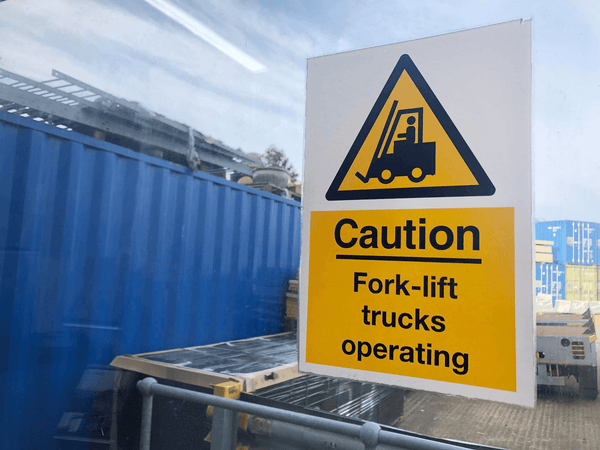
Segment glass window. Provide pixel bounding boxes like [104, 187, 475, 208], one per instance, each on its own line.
[1, 1, 599, 449]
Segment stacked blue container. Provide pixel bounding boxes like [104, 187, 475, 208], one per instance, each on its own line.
[535, 221, 597, 265]
[535, 263, 566, 307]
[596, 223, 600, 264]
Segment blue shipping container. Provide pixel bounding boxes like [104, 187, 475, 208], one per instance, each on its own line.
[0, 111, 301, 449]
[536, 220, 597, 265]
[596, 223, 600, 265]
[535, 262, 566, 307]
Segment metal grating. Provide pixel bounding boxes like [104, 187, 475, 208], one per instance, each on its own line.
[572, 342, 585, 360]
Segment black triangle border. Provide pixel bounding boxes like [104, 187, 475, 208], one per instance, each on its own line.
[325, 54, 495, 201]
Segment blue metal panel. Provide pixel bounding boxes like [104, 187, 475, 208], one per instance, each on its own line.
[536, 220, 597, 265]
[535, 263, 542, 298]
[596, 223, 600, 265]
[0, 111, 301, 449]
[535, 262, 566, 307]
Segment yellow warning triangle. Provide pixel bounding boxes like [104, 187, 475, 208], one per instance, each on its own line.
[326, 54, 495, 201]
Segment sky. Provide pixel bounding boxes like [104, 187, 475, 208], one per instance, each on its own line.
[1, 0, 599, 222]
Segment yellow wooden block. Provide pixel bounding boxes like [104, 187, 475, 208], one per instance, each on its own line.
[286, 299, 298, 318]
[213, 381, 241, 399]
[288, 279, 299, 292]
[535, 253, 553, 263]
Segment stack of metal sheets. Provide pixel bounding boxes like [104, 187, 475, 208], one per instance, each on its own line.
[111, 332, 404, 426]
[143, 333, 298, 376]
[254, 373, 404, 425]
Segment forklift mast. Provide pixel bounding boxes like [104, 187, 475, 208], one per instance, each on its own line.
[356, 102, 436, 184]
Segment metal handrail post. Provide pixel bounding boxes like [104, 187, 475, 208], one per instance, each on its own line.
[211, 406, 237, 450]
[137, 377, 157, 450]
[210, 382, 241, 450]
[360, 421, 381, 450]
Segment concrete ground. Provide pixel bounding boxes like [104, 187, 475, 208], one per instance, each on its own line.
[396, 387, 600, 450]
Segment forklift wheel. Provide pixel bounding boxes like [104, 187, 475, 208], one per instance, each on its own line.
[378, 169, 395, 184]
[408, 168, 426, 183]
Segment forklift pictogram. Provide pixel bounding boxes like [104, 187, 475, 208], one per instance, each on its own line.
[326, 54, 495, 201]
[355, 101, 436, 184]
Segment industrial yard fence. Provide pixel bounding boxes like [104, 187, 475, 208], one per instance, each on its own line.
[0, 111, 301, 449]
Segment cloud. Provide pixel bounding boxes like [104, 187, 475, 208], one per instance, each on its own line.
[2, 0, 600, 203]
[0, 0, 310, 171]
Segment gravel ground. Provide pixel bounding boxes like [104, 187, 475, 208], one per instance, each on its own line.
[396, 387, 600, 450]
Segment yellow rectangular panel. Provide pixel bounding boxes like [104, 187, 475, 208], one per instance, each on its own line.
[286, 299, 299, 318]
[306, 207, 515, 391]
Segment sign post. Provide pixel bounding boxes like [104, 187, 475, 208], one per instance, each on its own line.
[299, 20, 534, 407]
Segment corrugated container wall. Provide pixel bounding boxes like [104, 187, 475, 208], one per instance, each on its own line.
[536, 220, 597, 265]
[596, 223, 600, 263]
[535, 263, 566, 306]
[0, 112, 301, 449]
[598, 266, 600, 300]
[565, 264, 598, 302]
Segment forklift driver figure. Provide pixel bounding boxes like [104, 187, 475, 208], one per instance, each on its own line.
[355, 106, 435, 184]
[396, 116, 416, 146]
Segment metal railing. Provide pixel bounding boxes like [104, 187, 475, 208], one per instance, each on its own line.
[137, 377, 476, 450]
